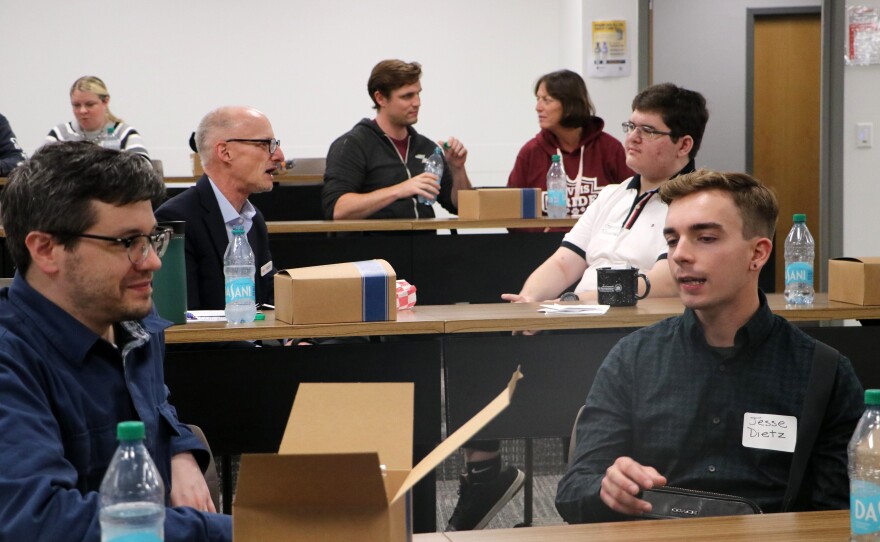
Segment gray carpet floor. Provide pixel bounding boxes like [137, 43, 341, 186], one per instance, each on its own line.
[434, 438, 568, 529]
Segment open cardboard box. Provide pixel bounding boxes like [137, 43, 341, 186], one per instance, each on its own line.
[233, 368, 523, 541]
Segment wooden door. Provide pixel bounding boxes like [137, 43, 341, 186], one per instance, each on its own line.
[753, 13, 821, 292]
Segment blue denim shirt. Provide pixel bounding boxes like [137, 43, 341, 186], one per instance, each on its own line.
[0, 274, 231, 541]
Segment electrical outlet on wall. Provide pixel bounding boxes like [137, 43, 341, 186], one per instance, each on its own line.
[857, 123, 873, 149]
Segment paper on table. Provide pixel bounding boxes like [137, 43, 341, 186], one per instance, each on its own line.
[538, 304, 610, 315]
[185, 310, 227, 322]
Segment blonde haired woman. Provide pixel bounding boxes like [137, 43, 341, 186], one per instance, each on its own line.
[46, 76, 149, 160]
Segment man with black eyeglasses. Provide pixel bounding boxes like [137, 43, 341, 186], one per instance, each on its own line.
[155, 106, 281, 310]
[445, 84, 709, 533]
[501, 83, 708, 305]
[0, 141, 231, 541]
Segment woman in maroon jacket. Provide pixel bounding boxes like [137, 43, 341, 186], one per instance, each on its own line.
[507, 70, 633, 223]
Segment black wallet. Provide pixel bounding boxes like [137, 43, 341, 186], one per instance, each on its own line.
[639, 486, 762, 519]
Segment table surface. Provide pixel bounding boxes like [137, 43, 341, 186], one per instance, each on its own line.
[265, 217, 578, 233]
[164, 293, 880, 343]
[413, 509, 849, 541]
[164, 174, 323, 185]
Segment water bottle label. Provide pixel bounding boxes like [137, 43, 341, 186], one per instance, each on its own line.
[547, 190, 567, 207]
[852, 480, 880, 534]
[784, 262, 813, 286]
[225, 277, 255, 304]
[107, 534, 163, 542]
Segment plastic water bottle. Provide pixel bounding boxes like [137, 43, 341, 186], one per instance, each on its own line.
[418, 147, 444, 205]
[100, 421, 165, 542]
[783, 213, 814, 305]
[224, 224, 256, 323]
[850, 390, 880, 540]
[546, 154, 567, 219]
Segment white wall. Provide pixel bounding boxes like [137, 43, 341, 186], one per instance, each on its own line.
[652, 0, 821, 172]
[1, 0, 590, 185]
[844, 0, 880, 255]
[581, 1, 641, 145]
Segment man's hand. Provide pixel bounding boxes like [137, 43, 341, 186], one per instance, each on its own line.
[599, 456, 667, 516]
[440, 137, 467, 170]
[501, 293, 540, 335]
[398, 172, 441, 201]
[170, 452, 216, 513]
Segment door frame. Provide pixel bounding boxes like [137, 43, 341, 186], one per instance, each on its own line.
[745, 4, 843, 291]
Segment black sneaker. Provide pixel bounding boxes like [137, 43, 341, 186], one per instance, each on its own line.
[445, 465, 525, 531]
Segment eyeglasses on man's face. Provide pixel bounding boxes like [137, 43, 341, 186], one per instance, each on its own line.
[621, 121, 674, 140]
[54, 228, 173, 265]
[225, 138, 280, 155]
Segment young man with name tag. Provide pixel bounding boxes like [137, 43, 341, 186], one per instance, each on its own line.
[556, 169, 864, 523]
[155, 106, 280, 310]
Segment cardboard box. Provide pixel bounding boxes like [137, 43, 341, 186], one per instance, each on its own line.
[274, 259, 396, 324]
[233, 369, 523, 542]
[458, 188, 541, 220]
[829, 257, 880, 305]
[191, 153, 204, 177]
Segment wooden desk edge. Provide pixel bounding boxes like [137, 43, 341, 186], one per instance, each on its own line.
[266, 217, 578, 234]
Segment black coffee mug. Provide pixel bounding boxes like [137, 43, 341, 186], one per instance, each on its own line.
[596, 267, 650, 306]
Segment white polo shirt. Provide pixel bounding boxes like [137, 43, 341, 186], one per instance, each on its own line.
[561, 176, 669, 292]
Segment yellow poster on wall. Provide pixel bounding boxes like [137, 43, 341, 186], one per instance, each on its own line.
[587, 20, 630, 78]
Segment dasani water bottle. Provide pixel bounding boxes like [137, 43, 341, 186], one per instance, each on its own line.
[546, 154, 567, 219]
[418, 147, 444, 205]
[850, 390, 880, 541]
[100, 421, 165, 542]
[783, 213, 814, 305]
[224, 224, 256, 323]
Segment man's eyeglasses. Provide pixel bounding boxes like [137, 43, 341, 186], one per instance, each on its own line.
[225, 138, 280, 155]
[622, 122, 674, 140]
[54, 228, 172, 265]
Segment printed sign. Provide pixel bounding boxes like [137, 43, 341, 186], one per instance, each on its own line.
[587, 20, 631, 78]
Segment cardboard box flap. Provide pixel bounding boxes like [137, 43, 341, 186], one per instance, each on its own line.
[832, 256, 880, 265]
[392, 368, 523, 503]
[236, 453, 389, 508]
[280, 382, 414, 471]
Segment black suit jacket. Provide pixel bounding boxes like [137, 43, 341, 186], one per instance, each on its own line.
[155, 175, 275, 310]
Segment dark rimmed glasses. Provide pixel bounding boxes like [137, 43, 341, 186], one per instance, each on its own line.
[622, 121, 674, 140]
[53, 228, 172, 265]
[224, 138, 280, 154]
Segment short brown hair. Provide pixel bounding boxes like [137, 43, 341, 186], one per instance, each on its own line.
[534, 70, 595, 128]
[632, 83, 708, 160]
[367, 60, 422, 110]
[659, 169, 778, 240]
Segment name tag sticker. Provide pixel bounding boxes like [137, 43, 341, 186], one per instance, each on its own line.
[261, 261, 273, 277]
[742, 412, 797, 453]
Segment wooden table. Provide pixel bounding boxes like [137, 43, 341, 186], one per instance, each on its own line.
[265, 217, 579, 233]
[164, 174, 323, 186]
[163, 297, 880, 533]
[413, 509, 849, 541]
[165, 293, 880, 343]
